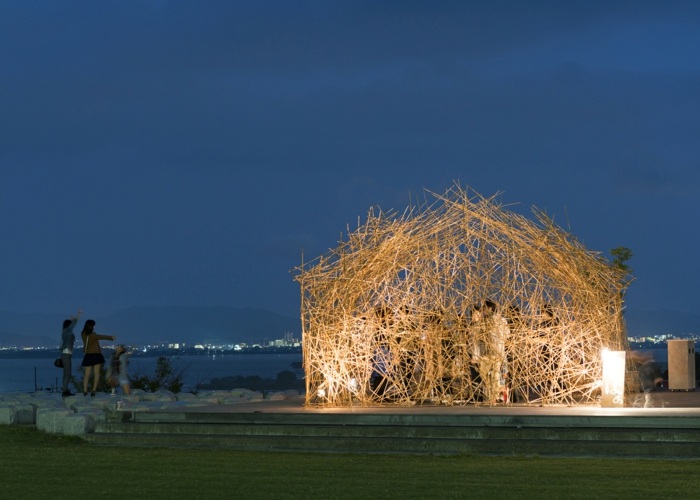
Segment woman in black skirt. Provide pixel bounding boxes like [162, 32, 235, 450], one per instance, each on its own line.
[80, 319, 116, 396]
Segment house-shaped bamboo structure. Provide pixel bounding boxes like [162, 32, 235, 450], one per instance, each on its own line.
[295, 185, 630, 407]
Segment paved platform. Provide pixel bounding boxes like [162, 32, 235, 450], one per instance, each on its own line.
[89, 388, 700, 459]
[174, 387, 700, 416]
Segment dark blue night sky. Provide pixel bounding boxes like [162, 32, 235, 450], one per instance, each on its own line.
[2, 2, 700, 319]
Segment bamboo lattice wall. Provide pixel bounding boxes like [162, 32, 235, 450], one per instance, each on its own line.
[295, 185, 630, 407]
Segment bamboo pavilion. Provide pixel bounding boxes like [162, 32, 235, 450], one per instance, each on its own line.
[295, 184, 631, 407]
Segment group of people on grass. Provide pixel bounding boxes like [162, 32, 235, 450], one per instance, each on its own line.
[59, 310, 130, 398]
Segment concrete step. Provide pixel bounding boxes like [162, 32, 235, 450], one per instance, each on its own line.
[86, 410, 700, 459]
[86, 431, 700, 458]
[104, 408, 700, 429]
[94, 420, 700, 443]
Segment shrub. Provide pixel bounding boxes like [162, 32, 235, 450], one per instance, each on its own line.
[131, 356, 184, 393]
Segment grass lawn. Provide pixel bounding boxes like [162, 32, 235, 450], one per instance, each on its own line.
[2, 425, 699, 499]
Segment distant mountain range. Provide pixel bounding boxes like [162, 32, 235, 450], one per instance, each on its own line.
[0, 306, 697, 348]
[0, 306, 301, 348]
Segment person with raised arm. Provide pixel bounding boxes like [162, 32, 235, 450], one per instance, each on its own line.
[80, 319, 115, 397]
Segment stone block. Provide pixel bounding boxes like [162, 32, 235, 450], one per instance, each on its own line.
[265, 392, 287, 401]
[13, 404, 36, 424]
[141, 391, 177, 402]
[230, 388, 255, 398]
[36, 408, 73, 434]
[248, 391, 264, 402]
[69, 400, 99, 413]
[63, 414, 95, 435]
[175, 392, 198, 401]
[0, 405, 16, 425]
[193, 396, 222, 404]
[91, 410, 107, 423]
[30, 397, 63, 408]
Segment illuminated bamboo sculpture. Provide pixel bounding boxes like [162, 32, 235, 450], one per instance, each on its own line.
[295, 185, 630, 407]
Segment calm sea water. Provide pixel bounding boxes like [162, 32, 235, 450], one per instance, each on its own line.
[0, 353, 302, 393]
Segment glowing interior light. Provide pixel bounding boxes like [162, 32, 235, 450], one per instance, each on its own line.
[349, 378, 359, 392]
[317, 389, 326, 398]
[601, 349, 626, 408]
